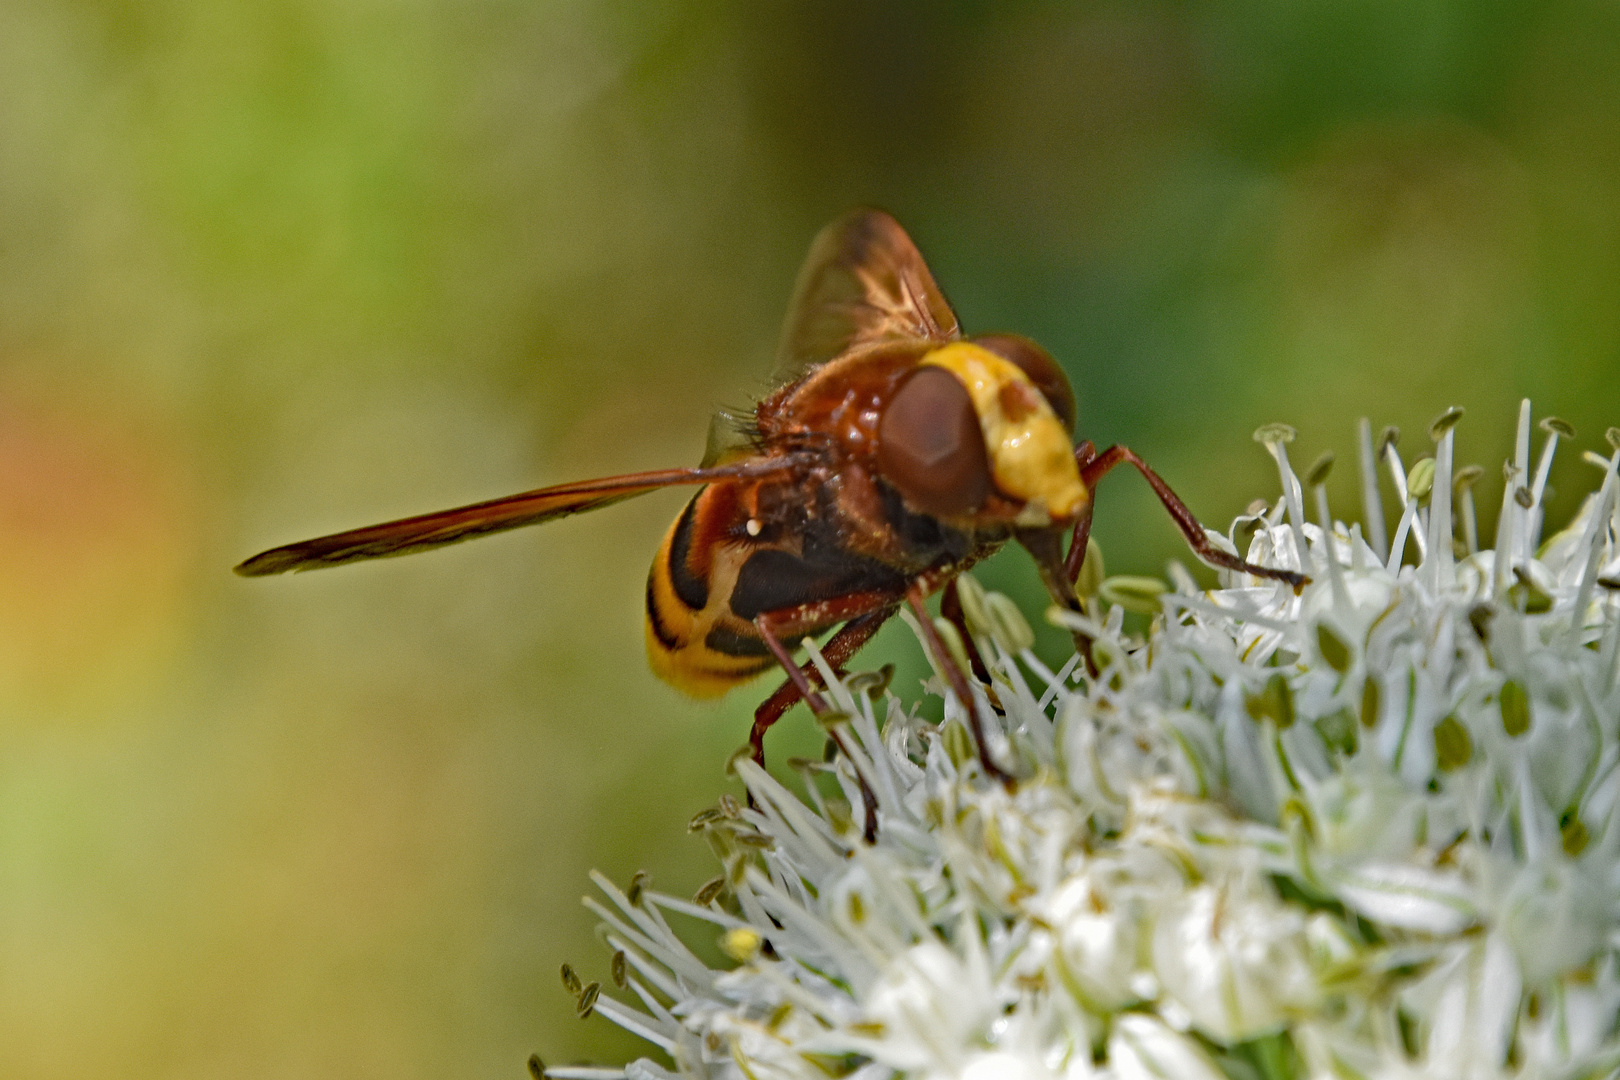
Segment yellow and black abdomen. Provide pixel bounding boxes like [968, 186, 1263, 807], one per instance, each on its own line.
[644, 482, 918, 699]
[644, 488, 776, 698]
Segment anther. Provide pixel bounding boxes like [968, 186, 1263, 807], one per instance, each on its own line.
[1429, 407, 1465, 440]
[1099, 575, 1169, 615]
[1540, 417, 1576, 438]
[954, 574, 992, 636]
[1407, 458, 1436, 501]
[1433, 715, 1472, 770]
[1500, 680, 1530, 737]
[626, 870, 651, 906]
[745, 518, 762, 536]
[985, 591, 1036, 653]
[1253, 422, 1297, 446]
[1306, 451, 1335, 487]
[688, 807, 723, 832]
[693, 876, 726, 905]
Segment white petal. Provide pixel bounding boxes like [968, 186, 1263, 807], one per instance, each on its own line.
[1335, 862, 1476, 934]
[1108, 1014, 1227, 1080]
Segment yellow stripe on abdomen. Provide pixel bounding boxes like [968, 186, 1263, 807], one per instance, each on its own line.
[643, 511, 772, 699]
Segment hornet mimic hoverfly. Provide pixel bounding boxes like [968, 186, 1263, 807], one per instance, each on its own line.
[237, 210, 1304, 784]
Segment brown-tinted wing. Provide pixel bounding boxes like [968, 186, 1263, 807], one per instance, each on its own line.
[772, 208, 961, 387]
[234, 457, 807, 576]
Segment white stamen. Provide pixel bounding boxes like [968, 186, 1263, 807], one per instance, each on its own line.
[1527, 428, 1563, 549]
[1513, 399, 1532, 562]
[1460, 484, 1479, 554]
[1313, 482, 1349, 609]
[1571, 450, 1620, 634]
[1264, 440, 1312, 574]
[1388, 498, 1418, 574]
[1427, 424, 1456, 589]
[1385, 440, 1409, 504]
[1358, 417, 1389, 560]
[745, 518, 761, 536]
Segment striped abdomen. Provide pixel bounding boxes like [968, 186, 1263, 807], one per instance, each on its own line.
[643, 484, 907, 698]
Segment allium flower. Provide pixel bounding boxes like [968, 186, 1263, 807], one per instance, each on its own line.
[536, 402, 1620, 1080]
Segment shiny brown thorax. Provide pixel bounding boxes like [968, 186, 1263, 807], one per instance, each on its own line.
[645, 343, 1010, 698]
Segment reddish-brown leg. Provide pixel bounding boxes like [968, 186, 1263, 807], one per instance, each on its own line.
[1064, 441, 1099, 584]
[905, 583, 1014, 785]
[752, 606, 895, 843]
[1060, 441, 1104, 675]
[939, 579, 994, 687]
[1081, 444, 1308, 589]
[1015, 526, 1099, 677]
[749, 602, 899, 765]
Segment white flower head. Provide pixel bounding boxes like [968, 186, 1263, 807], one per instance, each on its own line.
[537, 404, 1620, 1080]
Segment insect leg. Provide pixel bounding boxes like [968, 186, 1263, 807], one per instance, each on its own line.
[905, 583, 1014, 785]
[751, 618, 830, 717]
[1015, 527, 1100, 677]
[749, 600, 899, 766]
[1081, 445, 1309, 589]
[753, 601, 898, 843]
[939, 580, 994, 686]
[1062, 440, 1099, 584]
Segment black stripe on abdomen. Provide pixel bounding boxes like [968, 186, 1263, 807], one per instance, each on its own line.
[667, 495, 710, 610]
[729, 546, 905, 621]
[645, 573, 680, 649]
[703, 625, 771, 658]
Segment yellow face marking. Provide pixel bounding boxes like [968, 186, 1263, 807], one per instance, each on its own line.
[920, 342, 1087, 523]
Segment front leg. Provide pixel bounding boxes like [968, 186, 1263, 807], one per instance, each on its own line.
[1081, 444, 1308, 589]
[939, 579, 994, 687]
[905, 582, 1015, 786]
[1065, 441, 1099, 584]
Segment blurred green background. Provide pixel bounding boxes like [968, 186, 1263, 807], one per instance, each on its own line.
[3, 0, 1619, 1075]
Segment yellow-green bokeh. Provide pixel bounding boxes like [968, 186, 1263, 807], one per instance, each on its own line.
[3, 2, 1619, 1076]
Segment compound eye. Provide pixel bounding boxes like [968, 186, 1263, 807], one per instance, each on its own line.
[876, 367, 992, 517]
[971, 334, 1076, 433]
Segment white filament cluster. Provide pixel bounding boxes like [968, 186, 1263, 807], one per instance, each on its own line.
[543, 402, 1620, 1080]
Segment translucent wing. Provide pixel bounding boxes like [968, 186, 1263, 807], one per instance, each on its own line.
[234, 458, 805, 576]
[772, 208, 961, 387]
[700, 407, 756, 468]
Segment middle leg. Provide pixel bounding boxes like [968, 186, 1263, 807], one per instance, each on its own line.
[752, 602, 898, 843]
[749, 601, 899, 767]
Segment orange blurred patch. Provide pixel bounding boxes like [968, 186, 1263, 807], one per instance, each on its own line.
[0, 382, 197, 719]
